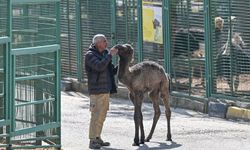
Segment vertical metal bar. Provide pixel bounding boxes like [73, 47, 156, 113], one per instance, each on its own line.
[187, 1, 192, 96]
[137, 0, 143, 62]
[163, 0, 171, 73]
[75, 0, 83, 81]
[111, 0, 117, 64]
[10, 54, 16, 140]
[7, 0, 12, 149]
[228, 0, 233, 94]
[133, 0, 136, 44]
[204, 0, 212, 98]
[125, 0, 128, 42]
[66, 0, 72, 77]
[55, 1, 61, 147]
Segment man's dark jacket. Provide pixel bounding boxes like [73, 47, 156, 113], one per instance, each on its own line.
[85, 45, 117, 95]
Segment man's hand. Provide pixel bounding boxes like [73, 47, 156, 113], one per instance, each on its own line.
[109, 47, 118, 56]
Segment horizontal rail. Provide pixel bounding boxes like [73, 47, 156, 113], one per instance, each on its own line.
[211, 93, 250, 102]
[0, 120, 10, 127]
[0, 134, 10, 138]
[0, 36, 10, 44]
[15, 73, 55, 81]
[12, 145, 61, 149]
[11, 135, 59, 142]
[11, 44, 60, 55]
[12, 0, 60, 4]
[13, 122, 60, 136]
[0, 144, 9, 148]
[15, 98, 55, 107]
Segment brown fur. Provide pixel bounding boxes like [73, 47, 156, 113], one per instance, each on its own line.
[115, 44, 172, 146]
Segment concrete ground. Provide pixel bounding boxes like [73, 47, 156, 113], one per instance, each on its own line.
[61, 91, 250, 150]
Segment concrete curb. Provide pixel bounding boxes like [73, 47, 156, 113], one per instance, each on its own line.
[62, 78, 250, 120]
[226, 106, 250, 121]
[64, 78, 206, 113]
[208, 102, 228, 118]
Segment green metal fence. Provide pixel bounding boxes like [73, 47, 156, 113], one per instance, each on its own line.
[0, 0, 61, 149]
[60, 0, 139, 81]
[169, 0, 206, 98]
[10, 0, 61, 148]
[0, 0, 11, 148]
[210, 0, 250, 101]
[60, 0, 250, 102]
[60, 0, 78, 79]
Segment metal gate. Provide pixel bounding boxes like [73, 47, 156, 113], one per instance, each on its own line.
[0, 0, 11, 148]
[0, 37, 10, 149]
[0, 0, 61, 149]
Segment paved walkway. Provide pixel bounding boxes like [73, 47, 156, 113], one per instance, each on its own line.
[61, 91, 250, 150]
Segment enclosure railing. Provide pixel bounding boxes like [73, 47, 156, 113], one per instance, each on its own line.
[61, 0, 250, 103]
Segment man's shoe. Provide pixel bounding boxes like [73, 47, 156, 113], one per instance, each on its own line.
[89, 139, 101, 149]
[96, 137, 110, 146]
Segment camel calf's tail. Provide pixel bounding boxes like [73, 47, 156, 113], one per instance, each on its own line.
[159, 73, 171, 99]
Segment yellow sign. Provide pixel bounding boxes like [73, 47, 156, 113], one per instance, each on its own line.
[143, 1, 163, 44]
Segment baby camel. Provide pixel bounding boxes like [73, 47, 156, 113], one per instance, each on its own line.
[115, 44, 172, 146]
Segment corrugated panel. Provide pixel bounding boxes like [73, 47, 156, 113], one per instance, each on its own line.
[170, 0, 205, 96]
[12, 2, 57, 49]
[211, 0, 250, 98]
[60, 0, 78, 79]
[81, 0, 112, 80]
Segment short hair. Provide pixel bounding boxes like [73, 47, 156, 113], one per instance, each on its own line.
[92, 34, 106, 45]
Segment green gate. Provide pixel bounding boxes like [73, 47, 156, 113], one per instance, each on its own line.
[0, 37, 10, 149]
[0, 0, 11, 148]
[8, 0, 61, 149]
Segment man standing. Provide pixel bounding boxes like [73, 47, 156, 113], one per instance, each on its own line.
[85, 34, 118, 149]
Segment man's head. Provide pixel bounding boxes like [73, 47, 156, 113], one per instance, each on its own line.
[92, 34, 108, 53]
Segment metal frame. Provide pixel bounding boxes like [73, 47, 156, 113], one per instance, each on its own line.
[1, 0, 61, 149]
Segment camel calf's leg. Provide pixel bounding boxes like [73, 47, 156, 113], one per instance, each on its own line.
[161, 92, 172, 141]
[146, 90, 161, 142]
[133, 92, 144, 146]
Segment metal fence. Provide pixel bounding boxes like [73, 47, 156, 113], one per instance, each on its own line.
[210, 0, 250, 100]
[61, 0, 250, 103]
[0, 0, 61, 149]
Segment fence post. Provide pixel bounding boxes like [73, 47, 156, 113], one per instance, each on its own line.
[163, 0, 171, 74]
[76, 0, 83, 81]
[204, 0, 212, 98]
[137, 0, 143, 62]
[111, 0, 117, 65]
[7, 0, 12, 149]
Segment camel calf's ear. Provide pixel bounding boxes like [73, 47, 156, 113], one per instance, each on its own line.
[114, 44, 124, 50]
[124, 44, 134, 54]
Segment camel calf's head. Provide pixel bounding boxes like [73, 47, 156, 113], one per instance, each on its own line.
[115, 44, 134, 59]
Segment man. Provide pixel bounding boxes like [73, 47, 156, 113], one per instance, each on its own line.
[85, 34, 118, 149]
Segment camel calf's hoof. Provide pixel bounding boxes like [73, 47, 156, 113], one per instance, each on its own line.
[145, 138, 150, 142]
[132, 142, 140, 146]
[167, 138, 172, 141]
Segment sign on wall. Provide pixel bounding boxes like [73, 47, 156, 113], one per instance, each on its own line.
[143, 0, 163, 44]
